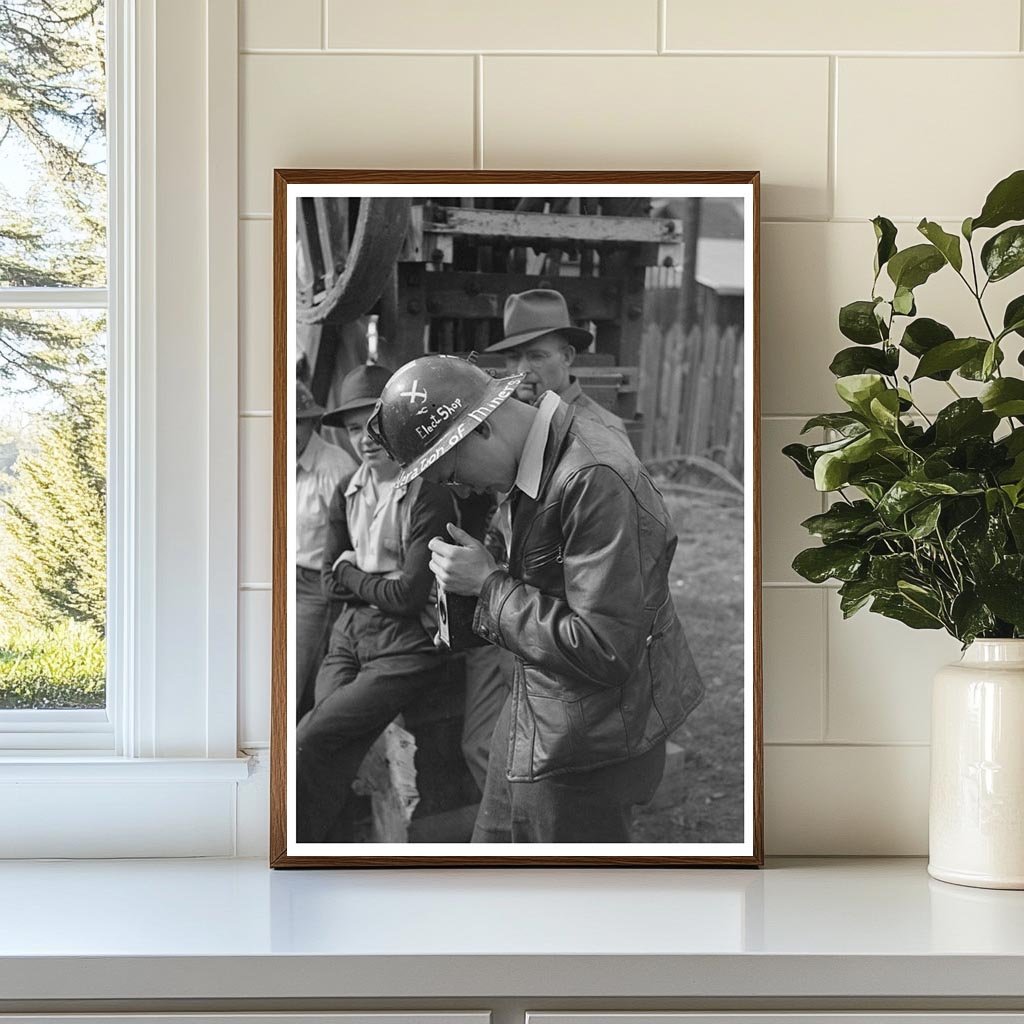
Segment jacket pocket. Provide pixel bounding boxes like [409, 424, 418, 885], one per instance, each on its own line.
[522, 540, 563, 573]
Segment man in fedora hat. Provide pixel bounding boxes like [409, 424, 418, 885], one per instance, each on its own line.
[485, 288, 630, 450]
[367, 355, 704, 843]
[295, 364, 455, 843]
[295, 379, 358, 720]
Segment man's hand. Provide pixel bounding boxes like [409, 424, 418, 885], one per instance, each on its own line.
[428, 523, 498, 597]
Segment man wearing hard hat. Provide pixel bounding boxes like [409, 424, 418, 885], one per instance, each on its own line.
[366, 355, 704, 843]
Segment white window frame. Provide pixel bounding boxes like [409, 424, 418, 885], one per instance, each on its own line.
[0, 0, 249, 857]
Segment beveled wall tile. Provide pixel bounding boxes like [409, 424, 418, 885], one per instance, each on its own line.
[328, 0, 657, 51]
[239, 589, 272, 747]
[666, 0, 1020, 53]
[836, 58, 1024, 220]
[241, 0, 321, 50]
[760, 418, 824, 584]
[482, 56, 830, 219]
[762, 221, 1023, 415]
[763, 588, 825, 743]
[827, 600, 962, 744]
[240, 55, 474, 214]
[240, 220, 272, 412]
[766, 744, 929, 853]
[240, 416, 272, 587]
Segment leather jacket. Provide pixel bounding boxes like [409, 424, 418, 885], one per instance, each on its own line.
[473, 400, 704, 781]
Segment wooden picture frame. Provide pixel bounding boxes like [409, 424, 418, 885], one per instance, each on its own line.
[271, 170, 762, 867]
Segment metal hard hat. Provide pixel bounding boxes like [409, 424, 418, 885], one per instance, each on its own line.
[321, 363, 393, 426]
[366, 354, 524, 487]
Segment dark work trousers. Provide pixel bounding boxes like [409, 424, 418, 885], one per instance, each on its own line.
[295, 566, 339, 722]
[296, 603, 444, 842]
[472, 694, 667, 843]
[460, 642, 514, 795]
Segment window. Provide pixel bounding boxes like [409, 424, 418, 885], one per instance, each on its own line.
[0, 1, 110, 743]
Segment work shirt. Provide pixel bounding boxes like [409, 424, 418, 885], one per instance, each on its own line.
[340, 463, 406, 576]
[560, 376, 631, 452]
[295, 431, 357, 570]
[321, 470, 454, 619]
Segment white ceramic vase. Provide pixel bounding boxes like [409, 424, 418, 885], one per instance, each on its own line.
[929, 639, 1024, 889]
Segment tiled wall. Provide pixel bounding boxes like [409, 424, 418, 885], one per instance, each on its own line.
[236, 0, 1024, 854]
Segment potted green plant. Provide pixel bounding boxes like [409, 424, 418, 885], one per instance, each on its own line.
[785, 169, 1024, 889]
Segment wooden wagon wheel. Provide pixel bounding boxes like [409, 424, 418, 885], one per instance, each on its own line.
[297, 196, 411, 325]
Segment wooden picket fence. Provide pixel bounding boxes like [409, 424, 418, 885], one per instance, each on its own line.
[638, 319, 745, 478]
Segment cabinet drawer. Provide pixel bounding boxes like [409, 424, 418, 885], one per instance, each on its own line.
[0, 1016, 490, 1024]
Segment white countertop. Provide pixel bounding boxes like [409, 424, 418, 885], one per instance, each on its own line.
[1, 857, 1023, 1001]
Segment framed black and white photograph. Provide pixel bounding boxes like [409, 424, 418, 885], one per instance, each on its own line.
[270, 171, 762, 867]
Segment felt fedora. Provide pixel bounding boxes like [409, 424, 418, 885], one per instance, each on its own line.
[296, 379, 325, 420]
[484, 288, 593, 354]
[321, 363, 393, 425]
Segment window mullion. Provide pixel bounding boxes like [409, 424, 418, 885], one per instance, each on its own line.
[0, 287, 108, 310]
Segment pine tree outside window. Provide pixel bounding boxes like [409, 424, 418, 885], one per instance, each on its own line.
[0, 1, 109, 737]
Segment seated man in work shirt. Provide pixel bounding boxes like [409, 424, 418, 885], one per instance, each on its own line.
[295, 364, 454, 843]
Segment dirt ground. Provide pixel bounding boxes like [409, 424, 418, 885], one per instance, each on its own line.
[632, 490, 746, 844]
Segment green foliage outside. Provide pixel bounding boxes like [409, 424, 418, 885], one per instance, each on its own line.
[785, 170, 1024, 645]
[0, 1, 107, 708]
[0, 619, 104, 709]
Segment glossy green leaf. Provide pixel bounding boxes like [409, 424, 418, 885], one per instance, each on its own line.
[981, 341, 1000, 381]
[792, 542, 866, 584]
[900, 318, 955, 371]
[976, 577, 1024, 629]
[839, 300, 886, 345]
[911, 337, 987, 381]
[950, 593, 995, 644]
[962, 216, 974, 241]
[981, 225, 1024, 282]
[980, 378, 1024, 418]
[892, 286, 916, 316]
[829, 345, 900, 378]
[917, 218, 963, 272]
[908, 500, 943, 539]
[800, 501, 879, 543]
[886, 244, 946, 290]
[959, 344, 1004, 381]
[814, 450, 851, 491]
[1002, 295, 1024, 340]
[800, 412, 866, 435]
[933, 399, 999, 445]
[835, 373, 887, 413]
[872, 216, 898, 278]
[877, 479, 958, 524]
[782, 442, 815, 479]
[971, 168, 1024, 232]
[868, 389, 902, 430]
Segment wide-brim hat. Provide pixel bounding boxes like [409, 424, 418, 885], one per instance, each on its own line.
[321, 364, 394, 426]
[296, 379, 325, 420]
[484, 287, 593, 354]
[365, 355, 525, 488]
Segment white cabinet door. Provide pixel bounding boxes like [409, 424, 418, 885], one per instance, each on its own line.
[528, 1016, 1024, 1024]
